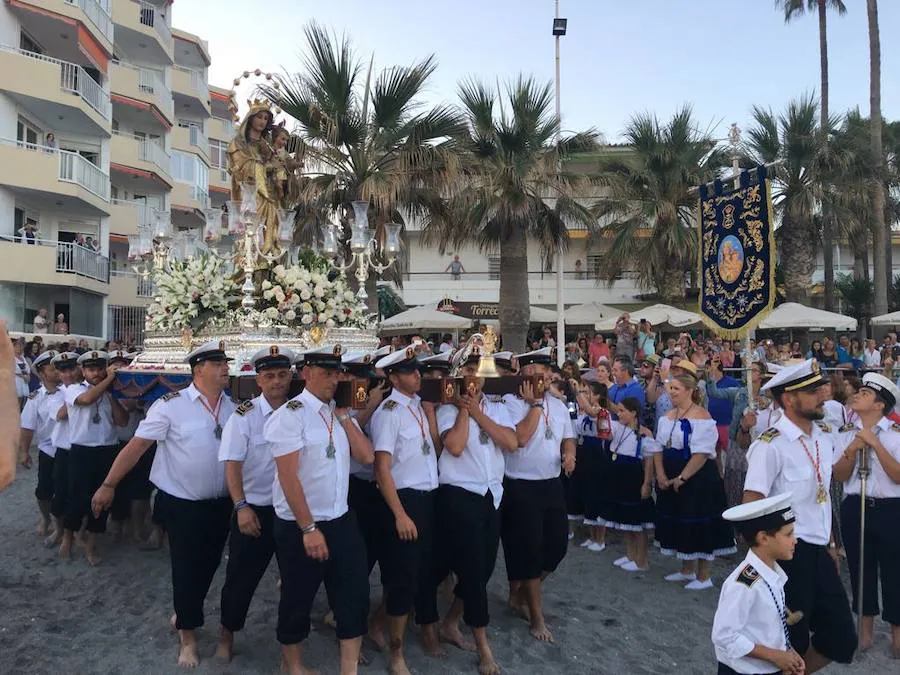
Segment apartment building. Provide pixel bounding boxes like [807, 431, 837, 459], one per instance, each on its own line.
[0, 0, 220, 343]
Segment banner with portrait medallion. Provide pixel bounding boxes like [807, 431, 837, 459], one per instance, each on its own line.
[697, 166, 776, 339]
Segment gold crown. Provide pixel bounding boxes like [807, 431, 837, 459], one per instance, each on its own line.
[246, 98, 273, 117]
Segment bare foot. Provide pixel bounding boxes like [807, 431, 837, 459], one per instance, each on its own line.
[422, 625, 447, 658]
[44, 530, 62, 548]
[177, 642, 199, 669]
[58, 535, 73, 560]
[214, 631, 234, 663]
[388, 654, 412, 675]
[280, 659, 320, 675]
[860, 631, 874, 652]
[507, 599, 530, 622]
[141, 530, 163, 551]
[357, 651, 369, 666]
[478, 656, 501, 675]
[368, 622, 388, 652]
[439, 623, 476, 652]
[529, 620, 554, 643]
[37, 520, 49, 536]
[85, 551, 102, 566]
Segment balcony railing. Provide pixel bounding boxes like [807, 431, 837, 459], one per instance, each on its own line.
[191, 185, 209, 210]
[137, 65, 174, 118]
[188, 125, 208, 154]
[139, 138, 171, 175]
[57, 241, 110, 282]
[174, 65, 209, 103]
[59, 150, 110, 200]
[138, 0, 172, 47]
[110, 269, 155, 297]
[63, 0, 113, 42]
[0, 46, 111, 121]
[111, 198, 156, 227]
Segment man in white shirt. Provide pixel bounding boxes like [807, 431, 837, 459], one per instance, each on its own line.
[863, 339, 881, 369]
[64, 350, 128, 565]
[833, 373, 900, 657]
[47, 352, 80, 551]
[371, 347, 441, 674]
[216, 346, 294, 662]
[92, 339, 236, 669]
[425, 350, 517, 675]
[502, 347, 576, 644]
[264, 345, 375, 675]
[438, 334, 454, 353]
[18, 350, 61, 537]
[743, 359, 857, 672]
[32, 308, 49, 334]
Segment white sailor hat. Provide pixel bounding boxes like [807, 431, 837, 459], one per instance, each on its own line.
[493, 351, 516, 371]
[759, 358, 827, 395]
[77, 350, 109, 367]
[376, 346, 421, 374]
[299, 345, 344, 370]
[371, 345, 393, 360]
[516, 347, 554, 367]
[250, 345, 296, 371]
[765, 362, 783, 376]
[184, 339, 233, 367]
[860, 372, 900, 411]
[109, 350, 135, 365]
[342, 350, 375, 376]
[722, 493, 795, 535]
[419, 351, 452, 372]
[51, 351, 80, 368]
[33, 350, 59, 369]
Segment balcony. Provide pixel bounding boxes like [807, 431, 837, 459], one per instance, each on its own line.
[0, 46, 111, 135]
[209, 116, 235, 142]
[111, 0, 173, 64]
[110, 61, 174, 125]
[10, 0, 112, 55]
[172, 66, 210, 116]
[171, 182, 209, 226]
[0, 236, 109, 293]
[108, 198, 157, 237]
[172, 124, 209, 162]
[109, 270, 154, 306]
[209, 165, 230, 195]
[111, 131, 173, 186]
[0, 140, 110, 216]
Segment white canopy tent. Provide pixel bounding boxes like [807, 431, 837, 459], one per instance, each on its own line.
[757, 302, 857, 331]
[870, 310, 900, 326]
[379, 305, 473, 336]
[563, 302, 623, 326]
[594, 303, 702, 332]
[530, 306, 559, 323]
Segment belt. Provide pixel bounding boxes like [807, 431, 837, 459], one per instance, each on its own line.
[851, 494, 900, 508]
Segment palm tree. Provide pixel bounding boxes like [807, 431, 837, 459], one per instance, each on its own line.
[835, 273, 873, 324]
[259, 23, 465, 309]
[746, 95, 825, 304]
[779, 0, 847, 311]
[867, 0, 888, 315]
[590, 106, 725, 303]
[420, 76, 599, 351]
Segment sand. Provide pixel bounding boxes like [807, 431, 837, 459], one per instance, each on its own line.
[0, 471, 895, 675]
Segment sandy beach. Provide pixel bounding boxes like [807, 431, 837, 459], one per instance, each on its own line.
[0, 471, 895, 675]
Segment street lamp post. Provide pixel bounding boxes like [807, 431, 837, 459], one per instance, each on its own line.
[553, 1, 567, 365]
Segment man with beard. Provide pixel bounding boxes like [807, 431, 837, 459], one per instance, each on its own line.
[64, 351, 128, 565]
[216, 346, 295, 662]
[743, 359, 857, 673]
[92, 340, 236, 668]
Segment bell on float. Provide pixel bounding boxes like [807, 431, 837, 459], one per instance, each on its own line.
[475, 354, 501, 378]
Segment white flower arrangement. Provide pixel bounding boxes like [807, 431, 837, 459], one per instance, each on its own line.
[146, 254, 238, 332]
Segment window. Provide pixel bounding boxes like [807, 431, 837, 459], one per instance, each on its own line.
[209, 139, 227, 169]
[19, 31, 42, 54]
[16, 117, 40, 148]
[488, 256, 500, 281]
[587, 254, 604, 279]
[171, 151, 209, 189]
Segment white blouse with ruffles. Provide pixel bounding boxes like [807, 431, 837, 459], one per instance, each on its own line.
[652, 417, 718, 458]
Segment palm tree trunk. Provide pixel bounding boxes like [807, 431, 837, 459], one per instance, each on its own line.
[781, 217, 815, 304]
[818, 0, 836, 312]
[868, 0, 888, 315]
[498, 232, 530, 352]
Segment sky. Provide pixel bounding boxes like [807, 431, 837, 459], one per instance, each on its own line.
[173, 0, 899, 143]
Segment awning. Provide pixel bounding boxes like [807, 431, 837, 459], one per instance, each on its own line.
[110, 163, 172, 189]
[111, 95, 173, 129]
[758, 303, 857, 331]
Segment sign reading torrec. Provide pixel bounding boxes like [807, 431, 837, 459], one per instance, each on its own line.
[437, 298, 499, 320]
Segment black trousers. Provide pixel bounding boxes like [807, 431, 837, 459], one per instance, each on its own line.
[779, 539, 856, 663]
[123, 444, 157, 501]
[841, 494, 900, 626]
[717, 664, 781, 675]
[501, 476, 568, 581]
[50, 448, 69, 520]
[65, 444, 117, 533]
[273, 511, 369, 644]
[34, 451, 55, 502]
[420, 485, 500, 629]
[220, 504, 277, 632]
[376, 488, 436, 618]
[155, 490, 232, 630]
[348, 475, 383, 575]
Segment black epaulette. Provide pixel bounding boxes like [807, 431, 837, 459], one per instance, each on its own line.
[815, 420, 832, 434]
[235, 400, 254, 416]
[161, 391, 181, 402]
[758, 428, 780, 442]
[892, 423, 900, 433]
[839, 423, 856, 433]
[382, 400, 399, 411]
[736, 564, 759, 588]
[286, 400, 303, 411]
[27, 390, 39, 400]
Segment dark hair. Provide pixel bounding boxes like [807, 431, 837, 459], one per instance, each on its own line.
[618, 396, 641, 419]
[587, 382, 608, 405]
[244, 110, 274, 142]
[614, 356, 634, 376]
[742, 522, 792, 548]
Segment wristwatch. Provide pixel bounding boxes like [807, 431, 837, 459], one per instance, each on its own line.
[234, 499, 249, 511]
[337, 413, 352, 423]
[531, 402, 544, 409]
[301, 523, 318, 534]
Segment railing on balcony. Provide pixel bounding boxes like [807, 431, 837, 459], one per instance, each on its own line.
[139, 139, 171, 175]
[191, 185, 210, 210]
[174, 65, 209, 103]
[111, 198, 156, 228]
[63, 0, 113, 42]
[401, 271, 642, 283]
[56, 241, 110, 282]
[59, 150, 110, 200]
[137, 66, 174, 118]
[138, 0, 172, 47]
[0, 46, 111, 121]
[110, 269, 155, 297]
[188, 125, 208, 154]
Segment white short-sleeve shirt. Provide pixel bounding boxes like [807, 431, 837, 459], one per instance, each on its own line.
[50, 384, 73, 450]
[264, 388, 357, 523]
[135, 384, 235, 501]
[65, 382, 118, 447]
[218, 395, 278, 506]
[436, 397, 513, 508]
[369, 389, 439, 492]
[21, 386, 64, 458]
[839, 416, 900, 499]
[503, 395, 575, 480]
[744, 415, 841, 545]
